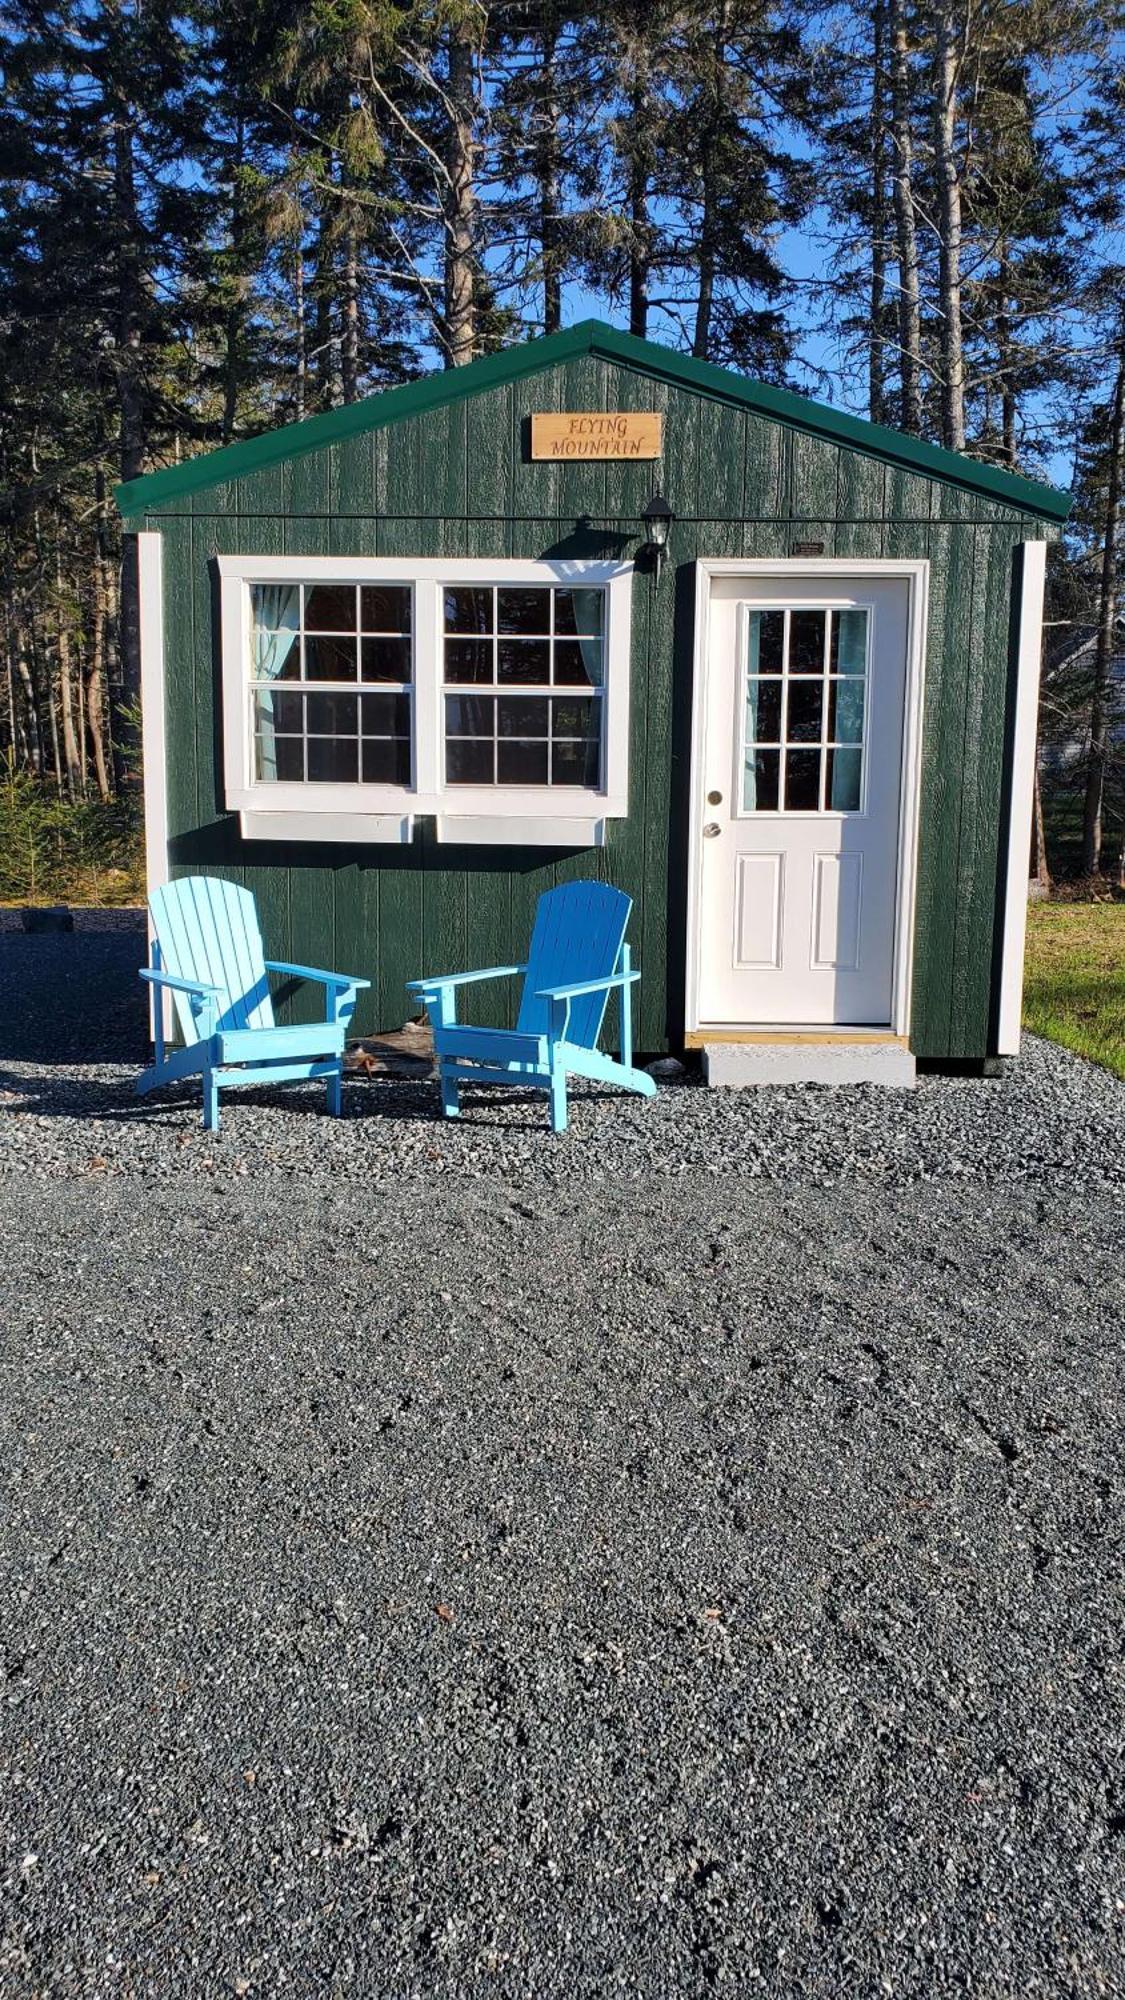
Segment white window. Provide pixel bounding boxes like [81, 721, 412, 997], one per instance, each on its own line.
[218, 557, 632, 845]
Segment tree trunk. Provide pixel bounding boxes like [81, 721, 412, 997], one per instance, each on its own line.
[1082, 330, 1125, 876]
[14, 623, 43, 776]
[87, 557, 114, 805]
[444, 21, 477, 366]
[1032, 748, 1051, 892]
[221, 110, 247, 446]
[342, 216, 360, 402]
[57, 550, 82, 799]
[538, 5, 563, 337]
[113, 89, 144, 789]
[692, 2, 730, 362]
[294, 242, 307, 422]
[890, 0, 923, 433]
[627, 73, 651, 342]
[869, 0, 889, 424]
[934, 5, 966, 452]
[997, 239, 1016, 466]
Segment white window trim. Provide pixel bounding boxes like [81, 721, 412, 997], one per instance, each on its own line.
[217, 555, 633, 845]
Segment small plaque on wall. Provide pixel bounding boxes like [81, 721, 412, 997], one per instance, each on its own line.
[530, 411, 663, 460]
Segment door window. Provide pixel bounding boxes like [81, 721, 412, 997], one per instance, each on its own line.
[743, 606, 868, 813]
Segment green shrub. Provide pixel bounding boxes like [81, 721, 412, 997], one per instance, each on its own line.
[0, 759, 145, 906]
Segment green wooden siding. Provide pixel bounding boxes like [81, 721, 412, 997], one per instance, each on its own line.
[145, 352, 1054, 1058]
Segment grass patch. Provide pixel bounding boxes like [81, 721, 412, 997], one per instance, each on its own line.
[1023, 902, 1125, 1080]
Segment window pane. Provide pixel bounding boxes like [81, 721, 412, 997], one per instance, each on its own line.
[360, 692, 410, 736]
[251, 585, 301, 681]
[307, 737, 358, 782]
[827, 746, 862, 811]
[445, 638, 493, 684]
[445, 694, 494, 737]
[498, 738, 549, 784]
[829, 607, 868, 674]
[785, 748, 821, 809]
[304, 584, 356, 632]
[255, 735, 304, 782]
[498, 637, 550, 683]
[553, 737, 601, 786]
[554, 639, 603, 688]
[307, 691, 357, 735]
[304, 634, 357, 682]
[497, 695, 549, 738]
[254, 688, 303, 735]
[745, 677, 781, 744]
[360, 584, 411, 633]
[444, 586, 493, 635]
[498, 587, 550, 634]
[787, 678, 823, 743]
[447, 738, 493, 784]
[789, 609, 826, 675]
[553, 589, 604, 638]
[748, 609, 784, 675]
[552, 695, 596, 739]
[743, 748, 780, 811]
[828, 676, 865, 744]
[361, 636, 412, 684]
[362, 737, 411, 785]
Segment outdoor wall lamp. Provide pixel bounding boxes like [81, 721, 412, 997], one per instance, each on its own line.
[640, 493, 674, 577]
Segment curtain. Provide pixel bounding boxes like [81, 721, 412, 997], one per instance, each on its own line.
[571, 588, 604, 687]
[251, 584, 300, 782]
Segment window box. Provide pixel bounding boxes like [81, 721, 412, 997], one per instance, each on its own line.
[217, 556, 633, 846]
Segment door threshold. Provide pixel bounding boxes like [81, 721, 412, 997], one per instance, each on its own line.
[685, 1026, 906, 1048]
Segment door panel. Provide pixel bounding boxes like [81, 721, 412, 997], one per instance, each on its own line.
[697, 574, 910, 1026]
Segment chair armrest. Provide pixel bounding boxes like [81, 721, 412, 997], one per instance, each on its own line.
[407, 963, 525, 995]
[140, 968, 223, 1000]
[265, 960, 371, 990]
[534, 970, 641, 1002]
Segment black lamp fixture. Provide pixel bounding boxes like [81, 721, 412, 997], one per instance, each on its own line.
[640, 492, 674, 577]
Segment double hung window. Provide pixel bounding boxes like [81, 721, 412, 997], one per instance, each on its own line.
[219, 557, 632, 845]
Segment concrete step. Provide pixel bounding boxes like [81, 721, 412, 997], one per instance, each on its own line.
[702, 1038, 916, 1089]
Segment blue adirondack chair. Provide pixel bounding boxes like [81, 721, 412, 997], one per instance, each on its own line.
[407, 880, 656, 1134]
[136, 876, 369, 1132]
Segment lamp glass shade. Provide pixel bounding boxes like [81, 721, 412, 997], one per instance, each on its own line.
[641, 494, 673, 549]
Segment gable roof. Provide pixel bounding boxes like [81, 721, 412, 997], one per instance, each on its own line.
[116, 317, 1072, 523]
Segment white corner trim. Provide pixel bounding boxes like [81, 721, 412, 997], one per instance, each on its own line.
[239, 810, 414, 845]
[684, 558, 929, 1040]
[137, 530, 169, 1044]
[997, 539, 1047, 1056]
[435, 814, 606, 847]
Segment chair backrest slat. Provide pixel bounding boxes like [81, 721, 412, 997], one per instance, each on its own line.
[149, 876, 274, 1045]
[516, 880, 632, 1049]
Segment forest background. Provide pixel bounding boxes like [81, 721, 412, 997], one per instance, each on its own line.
[1, 0, 1123, 904]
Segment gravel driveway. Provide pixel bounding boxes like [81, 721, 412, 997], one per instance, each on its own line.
[2, 921, 1124, 1997]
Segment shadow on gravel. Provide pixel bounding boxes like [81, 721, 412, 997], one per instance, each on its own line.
[0, 1064, 581, 1133]
[0, 924, 148, 1063]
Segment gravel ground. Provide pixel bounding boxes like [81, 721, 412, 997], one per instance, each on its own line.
[2, 923, 1125, 1997]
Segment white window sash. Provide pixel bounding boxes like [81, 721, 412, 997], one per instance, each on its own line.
[217, 556, 633, 843]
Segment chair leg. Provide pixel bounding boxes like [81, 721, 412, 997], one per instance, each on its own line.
[441, 1066, 461, 1119]
[202, 1063, 220, 1133]
[549, 1062, 568, 1134]
[327, 1063, 343, 1118]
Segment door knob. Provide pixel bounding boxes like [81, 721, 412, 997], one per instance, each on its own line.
[703, 822, 721, 839]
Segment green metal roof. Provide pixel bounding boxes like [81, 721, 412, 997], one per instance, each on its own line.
[115, 318, 1072, 522]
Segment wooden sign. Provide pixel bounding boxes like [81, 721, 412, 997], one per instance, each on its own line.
[530, 411, 663, 461]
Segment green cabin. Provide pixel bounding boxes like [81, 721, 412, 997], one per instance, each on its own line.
[117, 320, 1070, 1085]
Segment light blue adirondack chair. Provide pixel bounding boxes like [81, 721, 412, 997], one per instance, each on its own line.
[407, 880, 656, 1134]
[136, 876, 369, 1132]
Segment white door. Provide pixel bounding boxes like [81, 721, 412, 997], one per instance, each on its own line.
[696, 573, 911, 1026]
